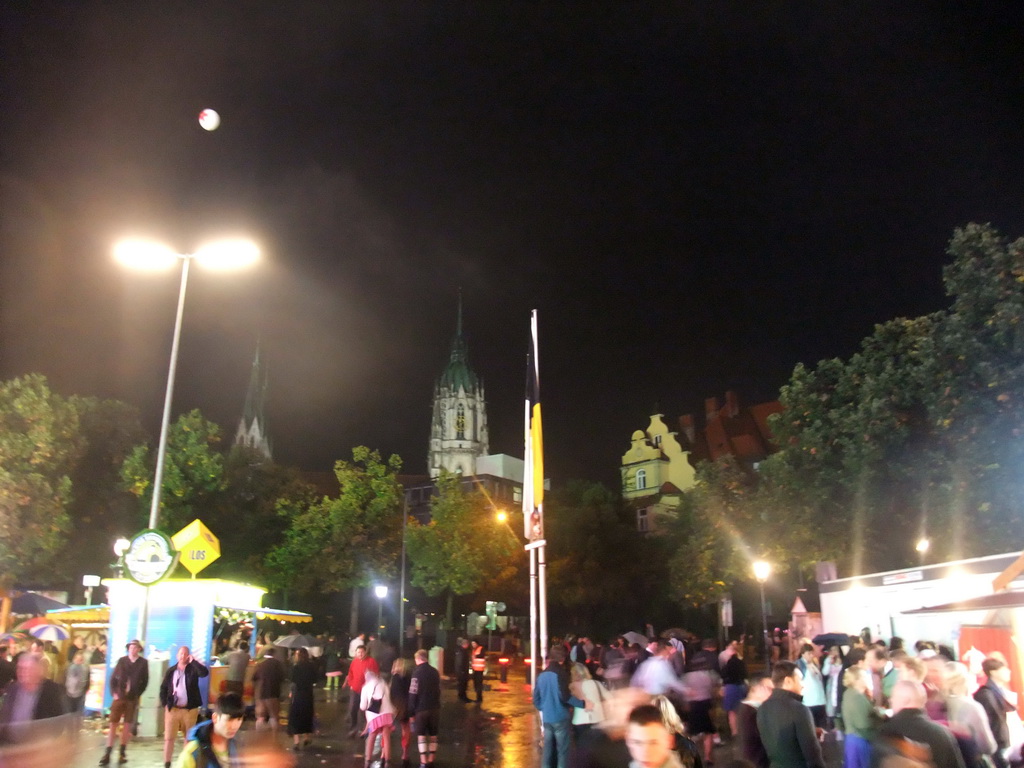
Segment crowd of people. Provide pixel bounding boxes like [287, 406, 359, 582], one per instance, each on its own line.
[6, 620, 1024, 768]
[526, 632, 1024, 768]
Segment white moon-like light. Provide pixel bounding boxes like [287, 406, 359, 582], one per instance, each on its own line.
[198, 108, 221, 131]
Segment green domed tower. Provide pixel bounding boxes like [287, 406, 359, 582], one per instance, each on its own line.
[428, 297, 489, 476]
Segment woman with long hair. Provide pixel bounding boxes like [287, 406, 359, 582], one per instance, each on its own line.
[569, 662, 607, 746]
[652, 694, 704, 768]
[288, 647, 316, 750]
[390, 658, 414, 768]
[360, 665, 396, 768]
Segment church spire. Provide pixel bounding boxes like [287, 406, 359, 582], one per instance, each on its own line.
[235, 340, 272, 460]
[457, 288, 463, 337]
[428, 294, 489, 477]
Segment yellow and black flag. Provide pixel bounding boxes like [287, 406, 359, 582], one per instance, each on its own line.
[523, 310, 544, 542]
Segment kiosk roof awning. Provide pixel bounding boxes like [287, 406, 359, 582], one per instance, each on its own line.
[216, 605, 313, 624]
[902, 591, 1024, 615]
[47, 605, 110, 623]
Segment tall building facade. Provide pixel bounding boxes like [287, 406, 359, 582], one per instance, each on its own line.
[234, 343, 272, 460]
[428, 301, 489, 477]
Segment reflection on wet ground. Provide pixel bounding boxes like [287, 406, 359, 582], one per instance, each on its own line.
[67, 667, 543, 768]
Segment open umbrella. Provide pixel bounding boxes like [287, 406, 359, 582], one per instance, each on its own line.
[622, 631, 648, 646]
[11, 592, 70, 615]
[13, 617, 56, 631]
[273, 634, 319, 649]
[660, 628, 698, 642]
[0, 632, 28, 643]
[812, 632, 851, 648]
[28, 624, 70, 642]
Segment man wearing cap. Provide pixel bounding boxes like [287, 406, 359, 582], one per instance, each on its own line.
[101, 639, 149, 765]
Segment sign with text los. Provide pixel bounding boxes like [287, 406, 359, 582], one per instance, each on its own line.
[123, 529, 178, 585]
[171, 519, 221, 576]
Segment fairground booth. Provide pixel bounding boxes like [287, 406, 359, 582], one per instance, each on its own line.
[49, 520, 311, 737]
[820, 550, 1024, 717]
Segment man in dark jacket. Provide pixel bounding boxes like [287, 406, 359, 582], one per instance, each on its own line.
[0, 653, 67, 744]
[408, 649, 442, 768]
[252, 648, 285, 735]
[159, 646, 209, 768]
[454, 638, 471, 702]
[878, 680, 965, 768]
[974, 657, 1014, 768]
[173, 692, 244, 768]
[756, 661, 825, 768]
[103, 639, 149, 765]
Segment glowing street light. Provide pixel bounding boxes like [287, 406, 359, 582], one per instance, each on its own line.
[114, 238, 259, 531]
[115, 237, 258, 646]
[916, 538, 930, 553]
[753, 560, 772, 668]
[375, 585, 389, 635]
[495, 509, 508, 524]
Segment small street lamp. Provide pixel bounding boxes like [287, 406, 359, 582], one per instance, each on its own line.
[753, 560, 772, 668]
[82, 574, 101, 606]
[375, 585, 389, 635]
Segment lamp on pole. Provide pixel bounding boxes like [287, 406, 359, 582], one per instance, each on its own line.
[114, 238, 259, 531]
[753, 560, 772, 668]
[114, 238, 258, 643]
[374, 585, 389, 636]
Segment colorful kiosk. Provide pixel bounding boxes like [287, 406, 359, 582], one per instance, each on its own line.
[60, 521, 311, 736]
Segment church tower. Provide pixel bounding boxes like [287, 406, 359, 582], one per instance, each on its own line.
[428, 298, 489, 477]
[234, 342, 272, 460]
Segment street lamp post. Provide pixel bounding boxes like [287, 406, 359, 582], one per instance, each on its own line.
[114, 238, 258, 644]
[753, 560, 772, 669]
[375, 585, 389, 637]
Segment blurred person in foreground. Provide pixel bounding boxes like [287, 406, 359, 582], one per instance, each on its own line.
[0, 653, 67, 744]
[174, 691, 244, 768]
[652, 694, 704, 768]
[625, 703, 686, 768]
[572, 687, 651, 768]
[877, 680, 964, 768]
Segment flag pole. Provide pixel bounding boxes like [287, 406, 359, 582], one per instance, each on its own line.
[529, 546, 538, 688]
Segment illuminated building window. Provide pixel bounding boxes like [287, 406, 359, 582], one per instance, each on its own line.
[635, 468, 647, 490]
[637, 507, 649, 532]
[456, 404, 466, 440]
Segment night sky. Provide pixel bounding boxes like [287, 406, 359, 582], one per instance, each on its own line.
[2, 2, 1023, 485]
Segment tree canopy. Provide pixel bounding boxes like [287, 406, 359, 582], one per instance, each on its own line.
[668, 223, 1024, 602]
[266, 446, 404, 633]
[0, 375, 83, 586]
[119, 409, 226, 534]
[405, 471, 520, 627]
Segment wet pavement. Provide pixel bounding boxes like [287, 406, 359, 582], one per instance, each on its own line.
[66, 666, 844, 768]
[70, 666, 544, 768]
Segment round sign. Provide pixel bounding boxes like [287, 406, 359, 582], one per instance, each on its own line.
[123, 529, 178, 585]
